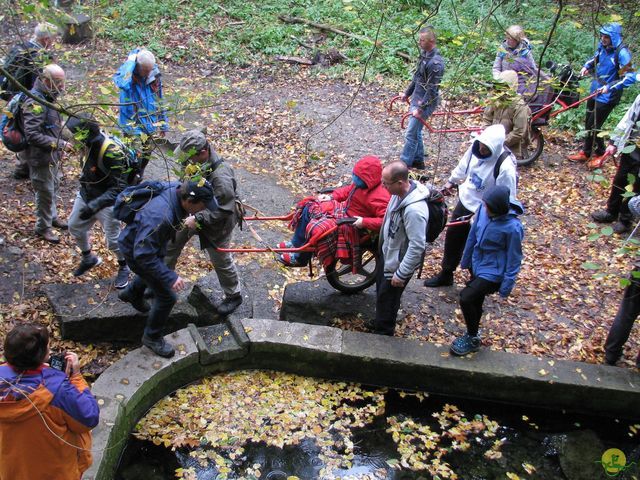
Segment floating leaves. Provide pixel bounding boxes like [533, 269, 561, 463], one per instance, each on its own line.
[385, 404, 502, 478]
[135, 370, 387, 478]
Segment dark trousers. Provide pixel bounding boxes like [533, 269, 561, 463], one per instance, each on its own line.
[460, 277, 500, 336]
[583, 98, 619, 156]
[125, 134, 154, 177]
[125, 258, 177, 340]
[605, 268, 640, 367]
[374, 254, 407, 335]
[606, 149, 640, 223]
[440, 201, 473, 273]
[14, 155, 30, 176]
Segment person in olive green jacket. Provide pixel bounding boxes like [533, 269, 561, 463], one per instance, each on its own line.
[164, 130, 243, 316]
[482, 70, 531, 159]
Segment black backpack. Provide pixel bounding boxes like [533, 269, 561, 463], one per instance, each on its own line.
[113, 181, 171, 224]
[0, 92, 28, 152]
[425, 189, 448, 243]
[97, 135, 143, 185]
[0, 43, 39, 101]
[398, 187, 448, 244]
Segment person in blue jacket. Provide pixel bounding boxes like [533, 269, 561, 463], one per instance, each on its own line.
[113, 48, 168, 170]
[117, 179, 217, 357]
[451, 185, 524, 356]
[567, 23, 635, 166]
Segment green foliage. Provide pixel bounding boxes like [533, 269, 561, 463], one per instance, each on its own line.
[85, 0, 640, 130]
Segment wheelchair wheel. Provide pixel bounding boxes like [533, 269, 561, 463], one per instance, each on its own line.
[325, 248, 379, 294]
[516, 125, 544, 167]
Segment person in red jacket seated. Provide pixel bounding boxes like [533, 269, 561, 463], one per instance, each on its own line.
[279, 155, 391, 266]
[0, 324, 100, 480]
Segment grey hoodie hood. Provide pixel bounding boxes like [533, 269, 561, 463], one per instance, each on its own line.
[392, 180, 430, 211]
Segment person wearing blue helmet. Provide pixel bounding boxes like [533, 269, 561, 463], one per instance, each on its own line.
[567, 23, 635, 166]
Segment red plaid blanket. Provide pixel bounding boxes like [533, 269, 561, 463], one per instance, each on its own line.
[289, 198, 362, 271]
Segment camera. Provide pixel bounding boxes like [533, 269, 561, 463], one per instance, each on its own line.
[49, 352, 68, 372]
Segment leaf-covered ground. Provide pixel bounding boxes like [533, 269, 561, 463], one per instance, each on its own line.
[0, 27, 638, 376]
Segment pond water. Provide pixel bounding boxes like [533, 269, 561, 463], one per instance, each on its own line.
[116, 370, 639, 480]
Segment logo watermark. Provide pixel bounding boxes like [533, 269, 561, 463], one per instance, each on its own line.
[597, 448, 636, 477]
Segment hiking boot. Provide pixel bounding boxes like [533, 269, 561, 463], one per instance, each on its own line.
[424, 270, 454, 288]
[567, 151, 589, 162]
[114, 264, 130, 289]
[587, 153, 609, 170]
[36, 228, 60, 244]
[216, 294, 243, 316]
[591, 210, 615, 223]
[412, 162, 426, 170]
[613, 221, 632, 235]
[364, 319, 376, 330]
[364, 319, 393, 335]
[73, 254, 102, 277]
[52, 218, 68, 230]
[118, 288, 150, 313]
[450, 334, 481, 356]
[276, 241, 293, 249]
[142, 335, 175, 358]
[12, 168, 29, 180]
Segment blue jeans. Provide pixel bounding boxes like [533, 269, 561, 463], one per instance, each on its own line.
[292, 206, 311, 247]
[125, 259, 177, 339]
[400, 104, 436, 167]
[290, 206, 313, 264]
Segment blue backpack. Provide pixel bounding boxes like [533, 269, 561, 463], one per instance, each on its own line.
[0, 92, 28, 152]
[113, 181, 172, 224]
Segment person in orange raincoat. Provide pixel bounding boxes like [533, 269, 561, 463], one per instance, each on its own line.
[0, 324, 99, 479]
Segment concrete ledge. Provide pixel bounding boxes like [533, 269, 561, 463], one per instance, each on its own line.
[44, 271, 253, 343]
[44, 282, 199, 342]
[195, 323, 249, 365]
[85, 318, 640, 480]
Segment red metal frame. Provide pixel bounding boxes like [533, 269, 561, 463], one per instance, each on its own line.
[530, 90, 598, 123]
[217, 221, 373, 254]
[388, 95, 484, 134]
[389, 88, 599, 136]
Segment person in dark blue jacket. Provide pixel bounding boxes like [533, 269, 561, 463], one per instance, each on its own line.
[117, 179, 217, 357]
[451, 185, 524, 356]
[567, 23, 635, 165]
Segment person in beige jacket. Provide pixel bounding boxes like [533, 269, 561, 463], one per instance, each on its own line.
[482, 70, 531, 159]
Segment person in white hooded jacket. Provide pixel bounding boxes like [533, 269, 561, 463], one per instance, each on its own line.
[425, 124, 518, 287]
[367, 161, 429, 335]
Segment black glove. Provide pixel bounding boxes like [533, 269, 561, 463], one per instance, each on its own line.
[79, 206, 94, 220]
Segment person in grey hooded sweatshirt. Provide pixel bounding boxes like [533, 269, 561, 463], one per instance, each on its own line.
[367, 161, 429, 336]
[424, 124, 518, 288]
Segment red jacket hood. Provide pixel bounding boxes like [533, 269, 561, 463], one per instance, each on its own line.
[353, 155, 382, 190]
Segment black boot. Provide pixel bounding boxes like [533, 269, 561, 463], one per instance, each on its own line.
[118, 288, 150, 313]
[216, 294, 243, 316]
[423, 270, 454, 288]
